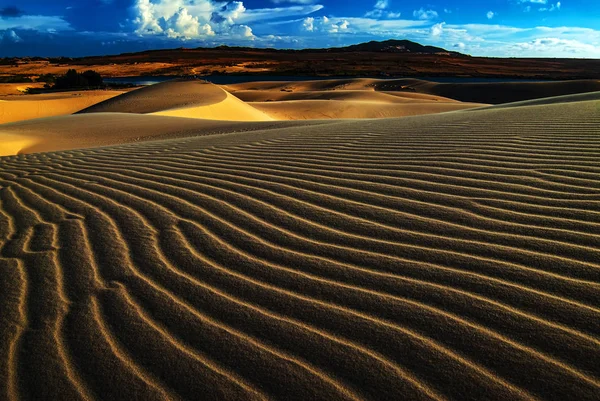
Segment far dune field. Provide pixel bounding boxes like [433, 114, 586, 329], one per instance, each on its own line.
[0, 78, 599, 401]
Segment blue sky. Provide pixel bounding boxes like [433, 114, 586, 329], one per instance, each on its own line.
[1, 0, 599, 57]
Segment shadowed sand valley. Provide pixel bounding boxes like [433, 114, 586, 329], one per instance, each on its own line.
[0, 77, 600, 401]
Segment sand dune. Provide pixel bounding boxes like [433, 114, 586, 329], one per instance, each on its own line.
[0, 93, 599, 400]
[224, 80, 485, 119]
[0, 90, 126, 124]
[79, 79, 273, 121]
[227, 78, 600, 104]
[80, 79, 482, 121]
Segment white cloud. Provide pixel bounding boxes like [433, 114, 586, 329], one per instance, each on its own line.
[301, 16, 349, 33]
[0, 15, 71, 31]
[487, 11, 495, 19]
[230, 24, 254, 38]
[296, 15, 428, 38]
[374, 0, 389, 10]
[364, 0, 401, 19]
[510, 37, 600, 57]
[413, 8, 438, 20]
[0, 29, 22, 42]
[428, 24, 600, 58]
[163, 7, 214, 39]
[364, 9, 382, 18]
[237, 4, 323, 24]
[431, 22, 445, 36]
[540, 2, 561, 11]
[302, 16, 315, 32]
[133, 0, 253, 40]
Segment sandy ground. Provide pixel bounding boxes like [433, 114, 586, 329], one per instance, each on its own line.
[0, 78, 600, 401]
[0, 90, 128, 125]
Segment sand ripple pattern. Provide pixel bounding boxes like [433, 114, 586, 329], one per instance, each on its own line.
[1, 104, 600, 400]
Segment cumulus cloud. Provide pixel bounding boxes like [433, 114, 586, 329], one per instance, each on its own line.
[230, 24, 253, 38]
[413, 8, 438, 20]
[364, 0, 401, 19]
[374, 0, 389, 9]
[132, 0, 258, 40]
[431, 22, 445, 36]
[164, 7, 215, 39]
[302, 16, 315, 31]
[0, 29, 22, 42]
[301, 16, 349, 33]
[487, 11, 495, 19]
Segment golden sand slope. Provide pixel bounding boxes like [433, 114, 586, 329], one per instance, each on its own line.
[1, 97, 599, 400]
[80, 79, 273, 121]
[0, 90, 126, 124]
[0, 113, 331, 156]
[250, 99, 484, 120]
[227, 88, 457, 103]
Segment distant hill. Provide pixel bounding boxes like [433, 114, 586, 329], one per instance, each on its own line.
[208, 40, 463, 56]
[0, 40, 462, 64]
[324, 40, 462, 55]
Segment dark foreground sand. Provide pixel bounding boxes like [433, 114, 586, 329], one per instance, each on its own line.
[0, 80, 599, 401]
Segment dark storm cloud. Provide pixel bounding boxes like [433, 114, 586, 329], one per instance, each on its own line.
[0, 6, 24, 18]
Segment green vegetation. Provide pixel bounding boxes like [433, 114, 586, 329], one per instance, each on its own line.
[0, 75, 34, 83]
[37, 73, 56, 85]
[23, 70, 106, 94]
[52, 69, 103, 89]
